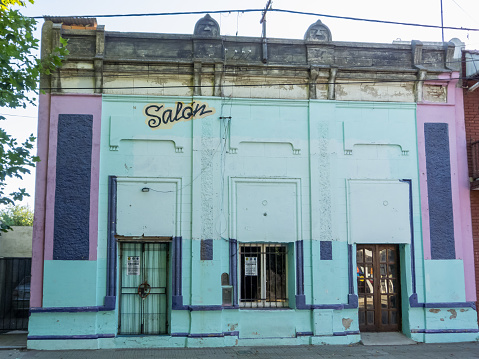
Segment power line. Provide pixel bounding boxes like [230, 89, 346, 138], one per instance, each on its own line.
[143, 121, 229, 194]
[39, 75, 470, 92]
[0, 114, 37, 119]
[51, 67, 464, 81]
[449, 0, 479, 27]
[53, 55, 477, 81]
[272, 8, 479, 32]
[47, 49, 479, 82]
[32, 8, 479, 32]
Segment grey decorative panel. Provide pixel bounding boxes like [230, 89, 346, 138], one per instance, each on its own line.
[201, 239, 213, 260]
[424, 123, 455, 260]
[53, 114, 92, 260]
[320, 241, 333, 260]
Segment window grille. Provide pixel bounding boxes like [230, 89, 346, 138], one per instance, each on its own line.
[239, 244, 288, 308]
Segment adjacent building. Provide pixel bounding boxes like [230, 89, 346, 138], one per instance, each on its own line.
[28, 15, 478, 349]
[463, 49, 479, 324]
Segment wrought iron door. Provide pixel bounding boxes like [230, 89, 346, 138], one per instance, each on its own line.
[357, 244, 401, 332]
[119, 242, 168, 335]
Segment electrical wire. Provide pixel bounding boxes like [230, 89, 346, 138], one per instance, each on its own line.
[448, 0, 479, 27]
[216, 36, 233, 240]
[31, 8, 479, 32]
[145, 117, 229, 195]
[38, 75, 472, 92]
[42, 52, 479, 83]
[50, 58, 476, 82]
[0, 114, 37, 119]
[52, 54, 478, 74]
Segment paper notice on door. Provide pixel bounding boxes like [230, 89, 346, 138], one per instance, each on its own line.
[127, 256, 140, 275]
[245, 256, 257, 276]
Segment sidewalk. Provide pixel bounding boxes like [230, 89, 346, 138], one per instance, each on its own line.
[0, 331, 27, 350]
[0, 341, 478, 359]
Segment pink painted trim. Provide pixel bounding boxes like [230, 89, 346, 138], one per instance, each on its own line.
[417, 73, 476, 301]
[43, 94, 102, 261]
[43, 99, 58, 261]
[417, 76, 460, 260]
[453, 87, 476, 301]
[89, 98, 102, 261]
[416, 111, 431, 259]
[31, 93, 51, 308]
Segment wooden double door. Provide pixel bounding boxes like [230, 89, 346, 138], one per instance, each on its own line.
[357, 244, 401, 332]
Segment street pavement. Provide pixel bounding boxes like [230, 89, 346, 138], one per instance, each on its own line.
[0, 342, 478, 359]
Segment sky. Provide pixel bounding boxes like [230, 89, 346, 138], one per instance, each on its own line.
[2, 0, 479, 209]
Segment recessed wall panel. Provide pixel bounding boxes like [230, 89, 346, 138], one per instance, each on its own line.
[116, 179, 178, 237]
[234, 180, 299, 242]
[348, 180, 411, 244]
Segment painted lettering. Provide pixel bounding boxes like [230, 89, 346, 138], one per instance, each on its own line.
[193, 103, 214, 117]
[144, 101, 216, 130]
[144, 105, 163, 128]
[172, 102, 184, 122]
[182, 106, 193, 119]
[162, 109, 172, 124]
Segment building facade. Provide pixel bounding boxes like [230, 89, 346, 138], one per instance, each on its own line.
[28, 16, 478, 349]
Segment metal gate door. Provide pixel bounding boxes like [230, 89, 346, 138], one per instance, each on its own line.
[119, 242, 168, 335]
[357, 244, 401, 332]
[0, 258, 31, 331]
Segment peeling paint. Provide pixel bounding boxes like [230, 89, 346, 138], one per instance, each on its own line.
[279, 84, 295, 91]
[342, 318, 353, 330]
[447, 309, 457, 319]
[335, 84, 347, 97]
[429, 309, 441, 313]
[360, 84, 379, 97]
[423, 85, 447, 103]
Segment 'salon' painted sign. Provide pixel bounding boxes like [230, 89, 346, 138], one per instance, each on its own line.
[144, 101, 216, 129]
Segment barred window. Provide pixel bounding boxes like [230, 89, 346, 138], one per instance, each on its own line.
[239, 244, 288, 308]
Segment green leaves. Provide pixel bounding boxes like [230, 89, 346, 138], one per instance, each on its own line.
[0, 2, 68, 208]
[0, 125, 37, 208]
[0, 204, 34, 231]
[0, 8, 40, 108]
[0, 0, 34, 12]
[41, 38, 69, 76]
[1, 4, 69, 107]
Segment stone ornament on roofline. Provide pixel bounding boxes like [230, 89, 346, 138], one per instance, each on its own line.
[194, 14, 220, 37]
[304, 19, 332, 42]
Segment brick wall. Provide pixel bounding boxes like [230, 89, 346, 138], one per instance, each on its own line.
[463, 81, 479, 320]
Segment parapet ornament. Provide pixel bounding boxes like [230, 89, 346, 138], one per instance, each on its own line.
[194, 14, 220, 37]
[304, 19, 332, 42]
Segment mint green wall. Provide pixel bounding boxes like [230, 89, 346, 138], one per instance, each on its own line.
[43, 260, 97, 307]
[28, 95, 478, 349]
[313, 241, 349, 304]
[425, 260, 466, 303]
[29, 312, 98, 335]
[96, 96, 422, 340]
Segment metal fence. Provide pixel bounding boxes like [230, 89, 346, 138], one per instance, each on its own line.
[0, 258, 31, 331]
